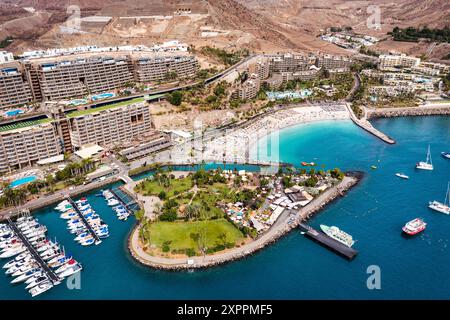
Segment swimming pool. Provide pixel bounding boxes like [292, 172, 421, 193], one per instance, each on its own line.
[9, 175, 37, 188]
[91, 93, 115, 101]
[4, 109, 24, 117]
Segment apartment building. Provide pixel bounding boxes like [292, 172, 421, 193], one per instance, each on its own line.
[419, 62, 449, 75]
[133, 55, 199, 82]
[316, 54, 352, 70]
[29, 55, 134, 101]
[232, 76, 261, 101]
[68, 101, 152, 149]
[119, 131, 172, 161]
[269, 53, 316, 73]
[281, 69, 320, 82]
[0, 64, 33, 110]
[248, 58, 270, 81]
[0, 120, 62, 173]
[379, 54, 421, 71]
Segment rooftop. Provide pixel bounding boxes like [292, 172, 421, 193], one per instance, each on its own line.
[0, 117, 53, 133]
[66, 97, 146, 118]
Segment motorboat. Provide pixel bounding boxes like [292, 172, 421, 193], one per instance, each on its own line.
[59, 263, 83, 278]
[29, 281, 53, 297]
[11, 268, 41, 284]
[25, 275, 49, 290]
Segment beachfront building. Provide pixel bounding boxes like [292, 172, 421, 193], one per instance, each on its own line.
[27, 55, 134, 101]
[132, 55, 199, 82]
[0, 119, 62, 173]
[119, 131, 172, 161]
[67, 100, 152, 149]
[0, 64, 33, 110]
[379, 53, 420, 71]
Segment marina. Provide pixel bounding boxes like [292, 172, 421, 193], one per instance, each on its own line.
[62, 197, 104, 245]
[298, 223, 358, 260]
[1, 214, 82, 297]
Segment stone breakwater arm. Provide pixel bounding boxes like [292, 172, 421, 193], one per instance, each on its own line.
[367, 104, 450, 119]
[127, 175, 360, 270]
[346, 104, 396, 144]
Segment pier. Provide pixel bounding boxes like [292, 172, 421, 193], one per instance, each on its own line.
[7, 218, 61, 285]
[346, 104, 395, 144]
[299, 223, 358, 260]
[109, 187, 139, 214]
[65, 197, 101, 245]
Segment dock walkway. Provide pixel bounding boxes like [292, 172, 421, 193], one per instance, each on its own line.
[66, 197, 101, 245]
[7, 218, 61, 284]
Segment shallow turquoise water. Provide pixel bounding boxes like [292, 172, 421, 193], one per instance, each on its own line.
[1, 116, 449, 299]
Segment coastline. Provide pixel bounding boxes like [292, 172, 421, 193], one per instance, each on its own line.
[367, 104, 450, 119]
[127, 172, 362, 271]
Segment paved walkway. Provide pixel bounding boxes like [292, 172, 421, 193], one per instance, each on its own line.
[128, 176, 358, 270]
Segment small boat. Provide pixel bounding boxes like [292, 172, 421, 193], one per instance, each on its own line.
[107, 199, 120, 206]
[80, 237, 95, 246]
[441, 152, 450, 159]
[301, 162, 309, 166]
[25, 275, 48, 290]
[59, 263, 83, 278]
[429, 182, 450, 215]
[29, 281, 53, 297]
[395, 173, 409, 180]
[55, 259, 77, 274]
[11, 268, 41, 284]
[0, 246, 26, 259]
[402, 218, 426, 235]
[416, 145, 433, 170]
[371, 165, 377, 170]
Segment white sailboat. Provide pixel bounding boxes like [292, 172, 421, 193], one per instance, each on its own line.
[416, 145, 434, 170]
[429, 182, 450, 215]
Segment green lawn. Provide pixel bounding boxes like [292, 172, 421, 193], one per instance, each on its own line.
[137, 176, 193, 198]
[148, 219, 244, 252]
[67, 97, 145, 118]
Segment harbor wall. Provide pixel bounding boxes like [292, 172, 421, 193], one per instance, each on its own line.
[367, 105, 450, 119]
[127, 172, 362, 271]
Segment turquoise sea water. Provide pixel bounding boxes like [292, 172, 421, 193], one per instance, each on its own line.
[1, 116, 449, 300]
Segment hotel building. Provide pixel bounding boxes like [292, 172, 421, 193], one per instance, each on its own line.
[379, 54, 421, 71]
[133, 55, 199, 82]
[119, 131, 172, 161]
[67, 100, 152, 149]
[0, 64, 33, 110]
[0, 120, 62, 173]
[28, 55, 134, 101]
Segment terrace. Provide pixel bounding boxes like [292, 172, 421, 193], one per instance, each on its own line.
[0, 117, 53, 133]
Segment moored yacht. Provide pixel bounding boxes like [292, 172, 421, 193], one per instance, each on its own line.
[429, 182, 450, 215]
[320, 225, 355, 247]
[416, 145, 434, 170]
[395, 173, 409, 180]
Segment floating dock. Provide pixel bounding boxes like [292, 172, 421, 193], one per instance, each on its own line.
[299, 223, 358, 260]
[7, 218, 61, 285]
[109, 188, 138, 214]
[66, 197, 101, 245]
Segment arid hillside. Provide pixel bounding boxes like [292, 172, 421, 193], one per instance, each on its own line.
[0, 0, 448, 57]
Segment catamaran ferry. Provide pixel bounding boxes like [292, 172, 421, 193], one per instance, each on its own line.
[320, 225, 355, 247]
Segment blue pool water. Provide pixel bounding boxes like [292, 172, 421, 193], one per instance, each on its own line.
[5, 109, 24, 117]
[9, 176, 37, 188]
[91, 93, 115, 101]
[1, 116, 449, 299]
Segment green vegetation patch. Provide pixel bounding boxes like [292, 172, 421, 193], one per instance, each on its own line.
[147, 219, 244, 253]
[389, 26, 450, 43]
[66, 97, 145, 118]
[0, 117, 53, 133]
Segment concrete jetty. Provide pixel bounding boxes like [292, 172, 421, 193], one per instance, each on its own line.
[346, 104, 396, 144]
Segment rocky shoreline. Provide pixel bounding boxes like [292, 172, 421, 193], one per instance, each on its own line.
[367, 105, 450, 119]
[127, 172, 362, 271]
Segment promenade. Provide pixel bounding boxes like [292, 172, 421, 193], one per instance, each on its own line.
[128, 175, 359, 270]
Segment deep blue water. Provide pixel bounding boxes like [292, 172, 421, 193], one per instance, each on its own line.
[1, 116, 449, 300]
